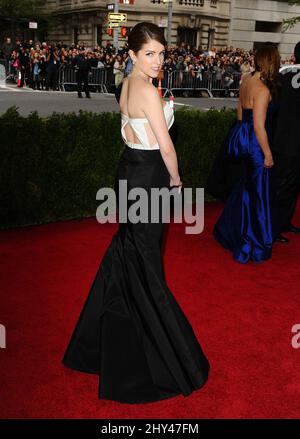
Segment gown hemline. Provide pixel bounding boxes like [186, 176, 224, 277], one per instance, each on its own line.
[62, 359, 209, 404]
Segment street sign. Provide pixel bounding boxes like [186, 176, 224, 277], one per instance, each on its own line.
[29, 22, 38, 29]
[108, 21, 120, 28]
[158, 17, 168, 27]
[108, 13, 127, 22]
[107, 3, 114, 10]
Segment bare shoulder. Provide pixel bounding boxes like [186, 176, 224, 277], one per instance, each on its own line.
[138, 81, 161, 110]
[253, 81, 270, 100]
[139, 80, 159, 97]
[126, 76, 158, 99]
[241, 72, 252, 83]
[124, 77, 161, 117]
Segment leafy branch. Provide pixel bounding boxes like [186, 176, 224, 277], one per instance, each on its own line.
[282, 0, 300, 31]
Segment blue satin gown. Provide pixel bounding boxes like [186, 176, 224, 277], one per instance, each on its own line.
[213, 103, 277, 263]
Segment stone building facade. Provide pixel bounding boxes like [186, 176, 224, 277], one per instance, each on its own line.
[45, 0, 230, 49]
[229, 0, 300, 58]
[44, 1, 300, 56]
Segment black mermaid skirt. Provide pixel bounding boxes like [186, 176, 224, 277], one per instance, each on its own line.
[62, 146, 210, 404]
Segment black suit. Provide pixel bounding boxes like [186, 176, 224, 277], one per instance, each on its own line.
[72, 55, 92, 97]
[272, 66, 300, 231]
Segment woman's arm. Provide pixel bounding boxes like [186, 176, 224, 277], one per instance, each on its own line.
[253, 86, 274, 168]
[237, 98, 242, 121]
[141, 84, 181, 185]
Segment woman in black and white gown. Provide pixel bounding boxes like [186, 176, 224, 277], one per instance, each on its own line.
[62, 22, 210, 404]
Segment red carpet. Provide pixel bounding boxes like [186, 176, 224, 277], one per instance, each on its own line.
[1, 202, 300, 419]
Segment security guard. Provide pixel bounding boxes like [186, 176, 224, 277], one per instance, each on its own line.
[72, 48, 92, 98]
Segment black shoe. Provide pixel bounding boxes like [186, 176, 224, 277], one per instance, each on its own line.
[78, 94, 83, 98]
[285, 224, 300, 234]
[86, 94, 91, 98]
[275, 234, 289, 243]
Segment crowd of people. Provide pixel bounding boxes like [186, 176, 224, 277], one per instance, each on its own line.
[0, 36, 296, 92]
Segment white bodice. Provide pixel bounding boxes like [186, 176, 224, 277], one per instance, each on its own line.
[121, 100, 174, 150]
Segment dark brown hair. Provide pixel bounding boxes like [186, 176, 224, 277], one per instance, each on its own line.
[254, 45, 281, 99]
[294, 41, 300, 63]
[128, 22, 167, 53]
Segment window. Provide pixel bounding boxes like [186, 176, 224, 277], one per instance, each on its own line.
[178, 0, 204, 5]
[96, 25, 102, 46]
[255, 21, 281, 33]
[177, 27, 197, 46]
[73, 26, 79, 45]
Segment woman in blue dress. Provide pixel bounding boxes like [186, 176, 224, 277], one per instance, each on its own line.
[213, 45, 281, 263]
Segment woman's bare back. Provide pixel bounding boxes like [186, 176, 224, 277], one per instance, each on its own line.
[240, 73, 270, 109]
[119, 76, 166, 147]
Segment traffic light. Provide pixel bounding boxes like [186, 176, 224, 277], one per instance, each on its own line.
[107, 28, 114, 37]
[120, 26, 127, 37]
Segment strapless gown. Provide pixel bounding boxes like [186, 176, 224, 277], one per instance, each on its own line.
[62, 98, 210, 403]
[213, 104, 278, 263]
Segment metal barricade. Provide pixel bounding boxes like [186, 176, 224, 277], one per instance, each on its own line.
[58, 66, 76, 91]
[210, 71, 241, 96]
[58, 66, 108, 92]
[89, 68, 108, 92]
[210, 74, 224, 93]
[231, 72, 242, 92]
[58, 66, 242, 98]
[169, 70, 213, 97]
[0, 58, 10, 85]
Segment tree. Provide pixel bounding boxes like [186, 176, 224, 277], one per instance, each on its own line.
[283, 0, 300, 31]
[0, 0, 47, 39]
[0, 0, 44, 20]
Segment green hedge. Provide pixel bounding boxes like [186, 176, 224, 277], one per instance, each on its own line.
[0, 106, 236, 229]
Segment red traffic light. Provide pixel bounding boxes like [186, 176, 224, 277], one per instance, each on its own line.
[120, 26, 127, 37]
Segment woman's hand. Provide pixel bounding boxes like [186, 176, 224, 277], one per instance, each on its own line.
[264, 152, 274, 168]
[170, 176, 183, 193]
